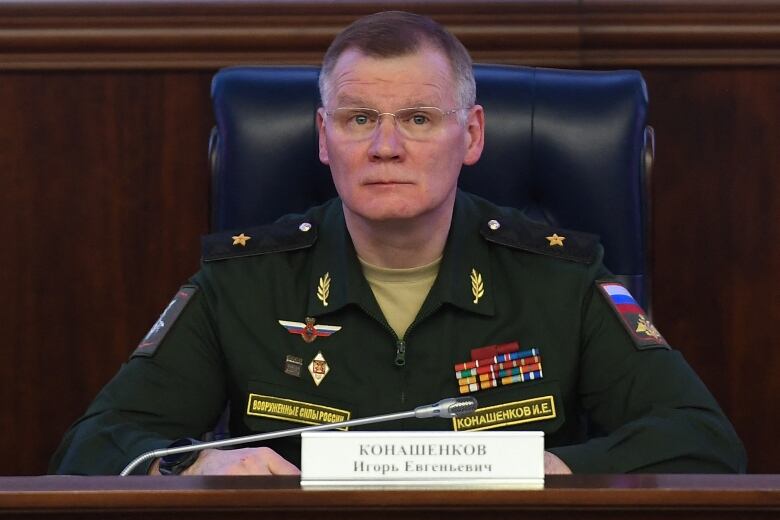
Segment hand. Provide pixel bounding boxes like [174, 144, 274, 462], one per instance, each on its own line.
[185, 447, 301, 475]
[149, 447, 301, 476]
[544, 451, 572, 474]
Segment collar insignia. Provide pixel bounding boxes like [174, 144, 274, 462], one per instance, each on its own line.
[279, 317, 341, 343]
[470, 268, 485, 304]
[317, 272, 331, 307]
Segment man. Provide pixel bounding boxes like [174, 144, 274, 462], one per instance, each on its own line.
[50, 11, 746, 475]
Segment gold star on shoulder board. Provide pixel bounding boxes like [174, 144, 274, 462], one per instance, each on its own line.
[546, 233, 565, 247]
[232, 233, 251, 246]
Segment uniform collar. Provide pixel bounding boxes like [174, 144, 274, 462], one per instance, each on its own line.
[306, 192, 495, 319]
[306, 200, 384, 321]
[422, 190, 495, 317]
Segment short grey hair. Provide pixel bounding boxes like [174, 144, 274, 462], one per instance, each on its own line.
[318, 11, 476, 112]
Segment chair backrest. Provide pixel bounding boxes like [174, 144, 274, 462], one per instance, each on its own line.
[209, 64, 652, 308]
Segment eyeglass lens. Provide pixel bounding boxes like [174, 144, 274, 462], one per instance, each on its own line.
[330, 107, 455, 139]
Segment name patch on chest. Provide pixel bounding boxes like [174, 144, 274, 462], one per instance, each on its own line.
[452, 396, 556, 432]
[246, 394, 351, 429]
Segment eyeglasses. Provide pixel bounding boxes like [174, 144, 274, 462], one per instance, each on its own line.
[324, 106, 468, 141]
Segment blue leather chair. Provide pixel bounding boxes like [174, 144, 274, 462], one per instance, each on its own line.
[209, 64, 653, 308]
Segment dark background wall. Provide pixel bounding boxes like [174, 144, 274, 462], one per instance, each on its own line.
[0, 0, 777, 475]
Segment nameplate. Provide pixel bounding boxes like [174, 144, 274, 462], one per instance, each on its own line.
[300, 431, 544, 488]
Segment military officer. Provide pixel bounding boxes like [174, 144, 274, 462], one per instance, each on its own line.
[50, 11, 746, 476]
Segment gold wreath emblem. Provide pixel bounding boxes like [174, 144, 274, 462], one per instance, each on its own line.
[317, 272, 331, 306]
[636, 314, 662, 341]
[470, 268, 484, 304]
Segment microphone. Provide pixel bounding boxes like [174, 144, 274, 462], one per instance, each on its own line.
[412, 397, 478, 418]
[120, 396, 478, 476]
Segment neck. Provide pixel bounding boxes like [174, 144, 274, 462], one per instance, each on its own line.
[344, 199, 455, 269]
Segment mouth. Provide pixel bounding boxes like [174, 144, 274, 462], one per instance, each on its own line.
[363, 179, 415, 186]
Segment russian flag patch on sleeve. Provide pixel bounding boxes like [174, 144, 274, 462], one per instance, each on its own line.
[597, 281, 670, 350]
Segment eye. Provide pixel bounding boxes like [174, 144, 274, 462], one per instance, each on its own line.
[353, 113, 370, 125]
[401, 110, 433, 126]
[343, 110, 378, 126]
[411, 113, 430, 125]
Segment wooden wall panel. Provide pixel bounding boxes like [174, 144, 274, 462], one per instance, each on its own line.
[0, 0, 778, 69]
[0, 72, 214, 475]
[643, 68, 780, 473]
[0, 1, 777, 476]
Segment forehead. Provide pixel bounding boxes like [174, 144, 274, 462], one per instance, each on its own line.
[327, 47, 457, 107]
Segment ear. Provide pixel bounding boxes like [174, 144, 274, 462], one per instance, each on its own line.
[462, 104, 485, 166]
[317, 108, 330, 165]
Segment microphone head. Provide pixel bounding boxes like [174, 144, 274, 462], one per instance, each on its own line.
[446, 396, 478, 418]
[414, 397, 479, 419]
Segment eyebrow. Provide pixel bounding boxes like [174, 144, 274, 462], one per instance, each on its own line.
[334, 95, 371, 107]
[334, 97, 441, 109]
[336, 94, 439, 110]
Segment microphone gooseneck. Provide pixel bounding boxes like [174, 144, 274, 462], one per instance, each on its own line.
[120, 396, 478, 476]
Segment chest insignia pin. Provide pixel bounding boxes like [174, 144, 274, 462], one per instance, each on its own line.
[284, 355, 304, 377]
[278, 317, 342, 343]
[308, 351, 330, 386]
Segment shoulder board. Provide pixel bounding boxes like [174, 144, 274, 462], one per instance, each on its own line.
[202, 215, 317, 262]
[480, 212, 600, 264]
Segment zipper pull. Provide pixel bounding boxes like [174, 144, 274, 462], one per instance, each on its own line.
[394, 339, 406, 366]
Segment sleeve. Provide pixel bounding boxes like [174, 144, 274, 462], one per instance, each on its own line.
[48, 276, 228, 475]
[547, 260, 747, 473]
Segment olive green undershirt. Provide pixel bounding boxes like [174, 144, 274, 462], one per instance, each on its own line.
[358, 256, 442, 339]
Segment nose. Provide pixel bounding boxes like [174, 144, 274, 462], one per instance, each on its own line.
[368, 114, 404, 161]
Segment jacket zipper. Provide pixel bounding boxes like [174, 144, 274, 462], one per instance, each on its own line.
[359, 303, 440, 406]
[394, 339, 406, 366]
[394, 303, 442, 405]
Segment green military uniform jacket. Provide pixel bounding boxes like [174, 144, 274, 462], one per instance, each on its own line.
[50, 191, 746, 474]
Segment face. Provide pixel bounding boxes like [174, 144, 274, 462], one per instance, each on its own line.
[317, 47, 484, 225]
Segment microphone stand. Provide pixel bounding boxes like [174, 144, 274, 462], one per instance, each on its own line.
[120, 397, 477, 476]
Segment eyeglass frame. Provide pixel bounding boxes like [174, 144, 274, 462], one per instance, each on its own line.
[322, 106, 471, 141]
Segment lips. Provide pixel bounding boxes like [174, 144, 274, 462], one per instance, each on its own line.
[363, 179, 414, 185]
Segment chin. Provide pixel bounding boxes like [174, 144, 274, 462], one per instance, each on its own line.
[362, 208, 422, 222]
[349, 201, 427, 222]
[345, 190, 423, 220]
